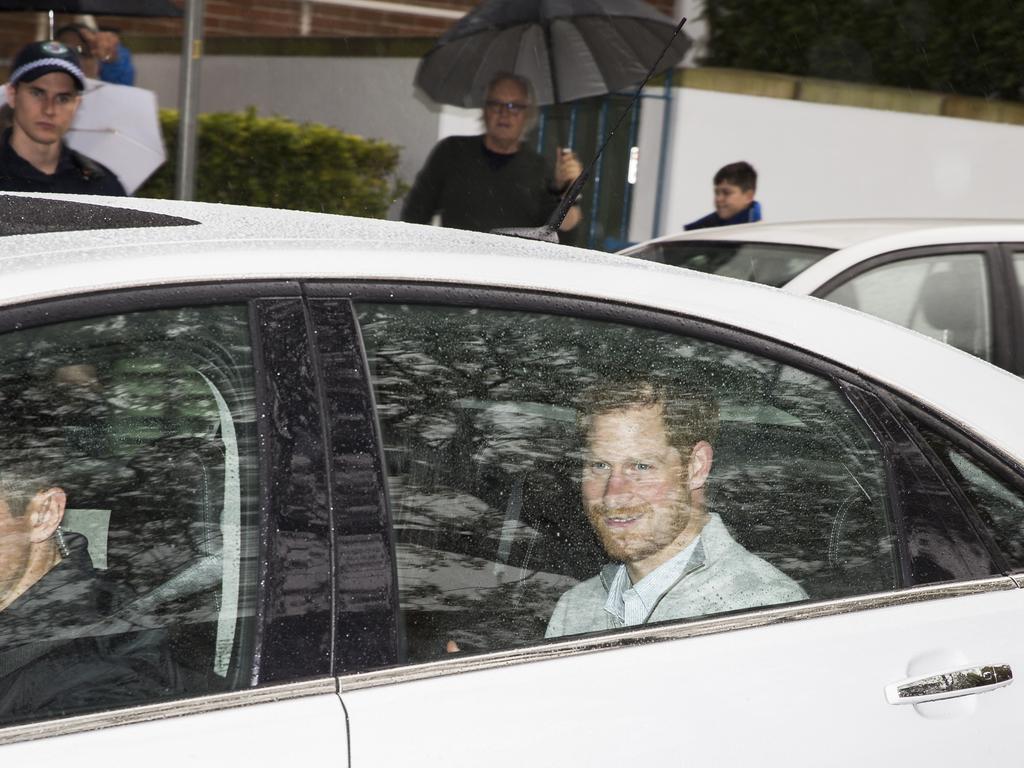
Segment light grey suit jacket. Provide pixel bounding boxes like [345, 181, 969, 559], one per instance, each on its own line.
[545, 514, 807, 638]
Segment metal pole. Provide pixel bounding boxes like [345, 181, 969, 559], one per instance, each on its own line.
[651, 70, 674, 238]
[587, 98, 610, 249]
[175, 0, 206, 201]
[619, 97, 642, 244]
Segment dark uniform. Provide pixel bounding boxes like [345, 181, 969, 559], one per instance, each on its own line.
[1, 39, 127, 197]
[0, 127, 126, 196]
[0, 533, 173, 725]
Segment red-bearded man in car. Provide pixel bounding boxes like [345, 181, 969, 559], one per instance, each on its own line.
[546, 377, 806, 637]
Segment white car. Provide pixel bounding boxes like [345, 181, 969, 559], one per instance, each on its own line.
[3, 194, 1024, 766]
[620, 218, 1024, 374]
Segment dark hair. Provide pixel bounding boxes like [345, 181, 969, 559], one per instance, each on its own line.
[577, 376, 719, 458]
[714, 161, 757, 192]
[0, 378, 68, 517]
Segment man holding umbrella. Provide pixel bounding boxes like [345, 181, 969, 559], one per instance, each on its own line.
[401, 73, 582, 235]
[1, 40, 125, 195]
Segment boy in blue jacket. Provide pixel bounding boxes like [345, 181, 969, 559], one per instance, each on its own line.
[684, 161, 762, 230]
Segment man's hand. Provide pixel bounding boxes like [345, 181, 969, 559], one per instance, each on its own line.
[559, 205, 582, 232]
[554, 147, 582, 191]
[96, 31, 119, 63]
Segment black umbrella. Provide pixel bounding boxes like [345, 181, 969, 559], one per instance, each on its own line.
[414, 0, 690, 107]
[0, 0, 181, 15]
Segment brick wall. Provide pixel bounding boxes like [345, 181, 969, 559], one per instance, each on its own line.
[2, 0, 679, 55]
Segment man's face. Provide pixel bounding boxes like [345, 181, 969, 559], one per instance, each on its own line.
[0, 495, 33, 610]
[483, 78, 529, 151]
[582, 404, 705, 580]
[714, 181, 755, 221]
[7, 72, 81, 148]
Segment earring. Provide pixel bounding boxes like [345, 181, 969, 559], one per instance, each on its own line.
[53, 525, 70, 558]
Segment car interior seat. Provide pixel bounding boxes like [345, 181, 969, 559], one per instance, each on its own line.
[919, 267, 987, 357]
[103, 433, 225, 604]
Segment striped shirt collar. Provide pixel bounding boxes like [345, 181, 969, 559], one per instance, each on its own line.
[603, 535, 704, 626]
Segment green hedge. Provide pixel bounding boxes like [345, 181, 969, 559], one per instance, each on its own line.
[137, 108, 404, 217]
[702, 0, 1024, 101]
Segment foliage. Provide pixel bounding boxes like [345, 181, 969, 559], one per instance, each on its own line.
[701, 0, 1024, 101]
[137, 108, 405, 217]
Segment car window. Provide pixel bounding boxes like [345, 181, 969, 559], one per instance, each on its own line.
[354, 303, 894, 659]
[626, 241, 833, 287]
[918, 424, 1024, 572]
[823, 252, 992, 361]
[0, 306, 260, 728]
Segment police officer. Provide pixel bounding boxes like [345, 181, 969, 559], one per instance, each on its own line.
[1, 40, 125, 195]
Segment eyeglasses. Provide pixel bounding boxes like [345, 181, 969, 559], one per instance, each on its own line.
[485, 100, 529, 115]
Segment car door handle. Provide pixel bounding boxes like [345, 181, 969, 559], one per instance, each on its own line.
[885, 664, 1013, 705]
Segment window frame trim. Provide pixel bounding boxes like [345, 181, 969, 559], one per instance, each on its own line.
[0, 281, 303, 335]
[336, 576, 1016, 692]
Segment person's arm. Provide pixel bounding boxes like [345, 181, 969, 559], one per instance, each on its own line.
[400, 140, 449, 224]
[548, 147, 581, 231]
[559, 204, 582, 232]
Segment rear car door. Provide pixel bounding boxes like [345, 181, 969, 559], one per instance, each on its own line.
[309, 283, 1024, 766]
[0, 286, 343, 765]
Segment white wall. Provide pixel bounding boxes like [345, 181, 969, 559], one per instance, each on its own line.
[133, 54, 1024, 243]
[629, 86, 1024, 242]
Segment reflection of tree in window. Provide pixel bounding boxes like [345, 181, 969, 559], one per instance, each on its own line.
[358, 304, 893, 661]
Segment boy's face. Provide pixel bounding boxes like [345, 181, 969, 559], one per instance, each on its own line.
[714, 182, 755, 221]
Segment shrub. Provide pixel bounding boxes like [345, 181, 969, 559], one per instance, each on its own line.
[138, 108, 405, 217]
[701, 0, 1024, 101]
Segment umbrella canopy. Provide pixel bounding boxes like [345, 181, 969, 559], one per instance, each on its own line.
[0, 0, 181, 15]
[66, 78, 167, 194]
[414, 0, 691, 107]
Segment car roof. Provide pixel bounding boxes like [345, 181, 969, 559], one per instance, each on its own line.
[3, 193, 1023, 463]
[786, 221, 1024, 293]
[620, 217, 1024, 252]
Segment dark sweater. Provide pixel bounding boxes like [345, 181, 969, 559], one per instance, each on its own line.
[0, 534, 171, 726]
[0, 128, 126, 196]
[684, 200, 762, 231]
[401, 135, 561, 233]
